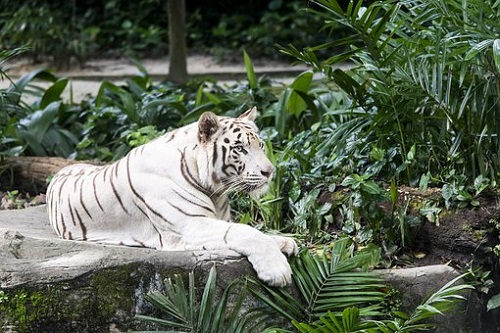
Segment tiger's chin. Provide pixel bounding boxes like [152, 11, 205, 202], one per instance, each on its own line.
[247, 182, 270, 199]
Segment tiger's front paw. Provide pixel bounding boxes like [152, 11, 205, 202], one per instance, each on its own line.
[270, 235, 298, 257]
[247, 246, 293, 287]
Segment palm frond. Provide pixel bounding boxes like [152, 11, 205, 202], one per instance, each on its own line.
[134, 265, 253, 333]
[249, 238, 387, 327]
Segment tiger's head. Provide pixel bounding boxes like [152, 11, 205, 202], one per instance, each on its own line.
[197, 107, 275, 198]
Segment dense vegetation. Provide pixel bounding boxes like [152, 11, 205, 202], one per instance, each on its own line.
[0, 0, 327, 64]
[1, 0, 499, 331]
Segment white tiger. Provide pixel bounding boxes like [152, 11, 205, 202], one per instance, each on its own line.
[46, 107, 298, 287]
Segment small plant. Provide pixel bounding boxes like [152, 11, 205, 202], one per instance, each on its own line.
[2, 190, 26, 209]
[134, 265, 255, 332]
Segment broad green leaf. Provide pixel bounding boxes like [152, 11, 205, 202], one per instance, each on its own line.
[23, 101, 60, 142]
[441, 184, 454, 202]
[361, 180, 382, 195]
[40, 78, 68, 109]
[290, 71, 314, 93]
[341, 307, 360, 330]
[94, 81, 123, 107]
[8, 68, 57, 95]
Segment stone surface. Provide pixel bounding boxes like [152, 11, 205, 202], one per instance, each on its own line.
[0, 206, 247, 288]
[382, 265, 466, 333]
[0, 205, 490, 332]
[0, 206, 253, 332]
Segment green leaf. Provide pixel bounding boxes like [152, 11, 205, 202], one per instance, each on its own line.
[40, 78, 68, 109]
[493, 39, 500, 73]
[198, 265, 217, 329]
[441, 184, 454, 202]
[361, 180, 382, 195]
[244, 50, 257, 89]
[390, 179, 398, 206]
[487, 293, 500, 311]
[287, 71, 313, 116]
[465, 39, 494, 61]
[8, 68, 57, 95]
[25, 101, 60, 142]
[275, 88, 291, 138]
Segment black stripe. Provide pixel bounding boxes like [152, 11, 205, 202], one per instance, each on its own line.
[103, 166, 110, 182]
[92, 172, 104, 211]
[134, 202, 149, 218]
[61, 214, 66, 238]
[125, 154, 175, 227]
[113, 160, 120, 178]
[221, 145, 231, 176]
[158, 233, 164, 248]
[68, 231, 73, 240]
[169, 202, 207, 217]
[166, 132, 175, 143]
[73, 175, 82, 192]
[223, 226, 232, 244]
[110, 170, 130, 215]
[68, 197, 77, 226]
[132, 238, 146, 247]
[57, 176, 69, 204]
[179, 148, 212, 196]
[79, 177, 94, 221]
[53, 207, 61, 236]
[212, 142, 218, 167]
[171, 188, 215, 215]
[73, 207, 87, 241]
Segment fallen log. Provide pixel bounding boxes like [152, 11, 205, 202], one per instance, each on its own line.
[0, 156, 89, 193]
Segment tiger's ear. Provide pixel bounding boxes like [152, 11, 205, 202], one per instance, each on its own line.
[238, 106, 258, 122]
[198, 112, 220, 143]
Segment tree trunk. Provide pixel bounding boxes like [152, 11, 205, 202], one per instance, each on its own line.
[167, 0, 188, 84]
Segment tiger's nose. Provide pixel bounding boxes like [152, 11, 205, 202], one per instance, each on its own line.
[260, 165, 275, 178]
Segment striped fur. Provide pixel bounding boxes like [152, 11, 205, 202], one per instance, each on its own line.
[46, 108, 297, 287]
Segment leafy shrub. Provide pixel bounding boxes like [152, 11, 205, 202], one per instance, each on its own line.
[0, 1, 99, 66]
[0, 0, 329, 64]
[281, 0, 500, 185]
[0, 50, 82, 158]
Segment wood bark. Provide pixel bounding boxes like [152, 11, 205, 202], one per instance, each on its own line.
[0, 157, 89, 193]
[167, 0, 188, 84]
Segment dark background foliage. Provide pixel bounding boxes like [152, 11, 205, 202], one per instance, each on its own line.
[0, 0, 333, 63]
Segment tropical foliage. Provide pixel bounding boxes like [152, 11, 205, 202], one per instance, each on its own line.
[0, 0, 326, 63]
[1, 0, 496, 329]
[281, 0, 500, 185]
[134, 238, 473, 332]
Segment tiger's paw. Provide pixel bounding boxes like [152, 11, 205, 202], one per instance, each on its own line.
[247, 247, 293, 287]
[270, 235, 298, 257]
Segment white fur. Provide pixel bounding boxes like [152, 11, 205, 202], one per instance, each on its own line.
[47, 108, 298, 287]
